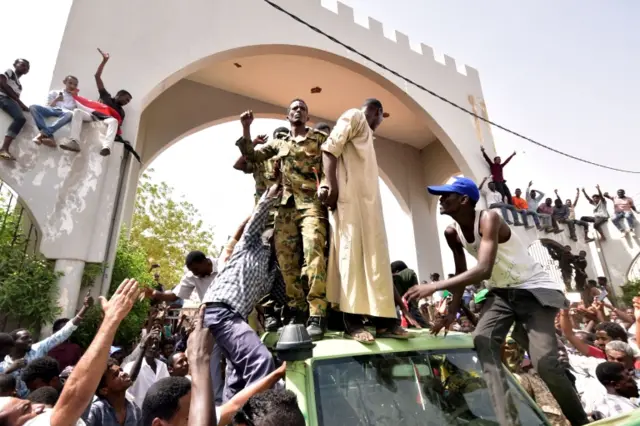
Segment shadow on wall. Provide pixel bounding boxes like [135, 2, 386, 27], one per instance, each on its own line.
[0, 113, 122, 257]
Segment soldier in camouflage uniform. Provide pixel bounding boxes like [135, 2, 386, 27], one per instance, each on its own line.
[236, 100, 329, 340]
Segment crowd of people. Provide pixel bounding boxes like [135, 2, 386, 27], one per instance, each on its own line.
[479, 146, 637, 242]
[1, 56, 640, 425]
[0, 50, 131, 161]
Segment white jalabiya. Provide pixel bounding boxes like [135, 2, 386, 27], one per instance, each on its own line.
[322, 108, 396, 318]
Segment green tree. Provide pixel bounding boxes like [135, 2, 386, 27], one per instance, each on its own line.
[0, 194, 62, 333]
[72, 231, 154, 349]
[130, 169, 216, 288]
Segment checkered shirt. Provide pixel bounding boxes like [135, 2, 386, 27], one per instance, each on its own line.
[202, 193, 279, 318]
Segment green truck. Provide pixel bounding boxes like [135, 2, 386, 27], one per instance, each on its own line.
[263, 328, 640, 426]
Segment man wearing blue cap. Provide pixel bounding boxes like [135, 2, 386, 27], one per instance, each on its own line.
[405, 177, 589, 426]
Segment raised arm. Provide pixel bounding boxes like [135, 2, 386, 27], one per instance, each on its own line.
[573, 188, 580, 207]
[554, 189, 562, 202]
[558, 309, 594, 357]
[603, 190, 613, 201]
[94, 48, 110, 92]
[51, 279, 141, 426]
[502, 150, 516, 167]
[233, 156, 251, 173]
[581, 188, 593, 204]
[480, 146, 493, 166]
[478, 176, 490, 190]
[596, 184, 604, 199]
[187, 305, 217, 426]
[217, 363, 286, 426]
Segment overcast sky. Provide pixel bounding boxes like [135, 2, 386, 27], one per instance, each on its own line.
[1, 0, 638, 281]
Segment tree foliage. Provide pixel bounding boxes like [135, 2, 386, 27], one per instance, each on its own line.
[72, 231, 154, 349]
[130, 169, 216, 288]
[620, 279, 640, 307]
[0, 194, 62, 333]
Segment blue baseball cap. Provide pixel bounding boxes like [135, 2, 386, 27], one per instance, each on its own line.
[427, 177, 480, 202]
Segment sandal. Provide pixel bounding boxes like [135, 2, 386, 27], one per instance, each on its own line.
[377, 324, 411, 340]
[344, 328, 375, 344]
[0, 150, 15, 161]
[343, 316, 375, 344]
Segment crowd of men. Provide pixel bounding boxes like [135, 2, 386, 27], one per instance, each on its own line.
[479, 146, 637, 241]
[1, 50, 640, 425]
[0, 50, 131, 161]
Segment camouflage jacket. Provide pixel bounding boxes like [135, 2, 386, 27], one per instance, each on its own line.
[246, 157, 278, 200]
[236, 128, 327, 209]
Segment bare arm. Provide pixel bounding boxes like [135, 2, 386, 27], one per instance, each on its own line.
[51, 279, 141, 426]
[94, 49, 109, 92]
[502, 151, 516, 167]
[559, 309, 594, 357]
[582, 188, 593, 204]
[480, 147, 493, 166]
[478, 176, 489, 190]
[217, 363, 287, 426]
[187, 305, 216, 426]
[430, 212, 501, 293]
[574, 189, 580, 207]
[233, 156, 250, 172]
[554, 190, 562, 203]
[126, 331, 154, 383]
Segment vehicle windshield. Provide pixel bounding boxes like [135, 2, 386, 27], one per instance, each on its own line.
[312, 348, 547, 426]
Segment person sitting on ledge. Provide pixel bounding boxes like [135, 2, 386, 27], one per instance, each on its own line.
[478, 176, 524, 227]
[79, 48, 132, 156]
[29, 75, 79, 149]
[580, 185, 609, 241]
[0, 59, 30, 161]
[512, 187, 542, 230]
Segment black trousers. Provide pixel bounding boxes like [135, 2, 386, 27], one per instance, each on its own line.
[493, 181, 513, 205]
[473, 289, 589, 426]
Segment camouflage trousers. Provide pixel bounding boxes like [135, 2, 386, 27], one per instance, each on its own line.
[274, 200, 328, 317]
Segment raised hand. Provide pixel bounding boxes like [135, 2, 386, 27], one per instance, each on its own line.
[99, 278, 140, 323]
[253, 134, 268, 145]
[528, 181, 533, 187]
[405, 283, 438, 302]
[187, 305, 214, 361]
[83, 293, 94, 309]
[240, 110, 254, 128]
[97, 48, 110, 61]
[480, 146, 485, 152]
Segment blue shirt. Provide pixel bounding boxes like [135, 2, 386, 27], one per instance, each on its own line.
[86, 398, 142, 426]
[0, 320, 77, 397]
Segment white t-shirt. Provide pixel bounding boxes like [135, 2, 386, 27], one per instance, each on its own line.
[172, 256, 219, 301]
[47, 89, 77, 111]
[123, 358, 170, 407]
[482, 189, 504, 205]
[451, 211, 563, 291]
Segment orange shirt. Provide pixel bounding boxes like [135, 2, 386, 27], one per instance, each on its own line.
[513, 196, 528, 210]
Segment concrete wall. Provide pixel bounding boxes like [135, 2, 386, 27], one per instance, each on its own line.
[0, 114, 124, 263]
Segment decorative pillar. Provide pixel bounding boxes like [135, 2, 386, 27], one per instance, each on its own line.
[54, 259, 86, 318]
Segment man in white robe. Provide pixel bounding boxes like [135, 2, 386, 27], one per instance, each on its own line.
[319, 98, 409, 343]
